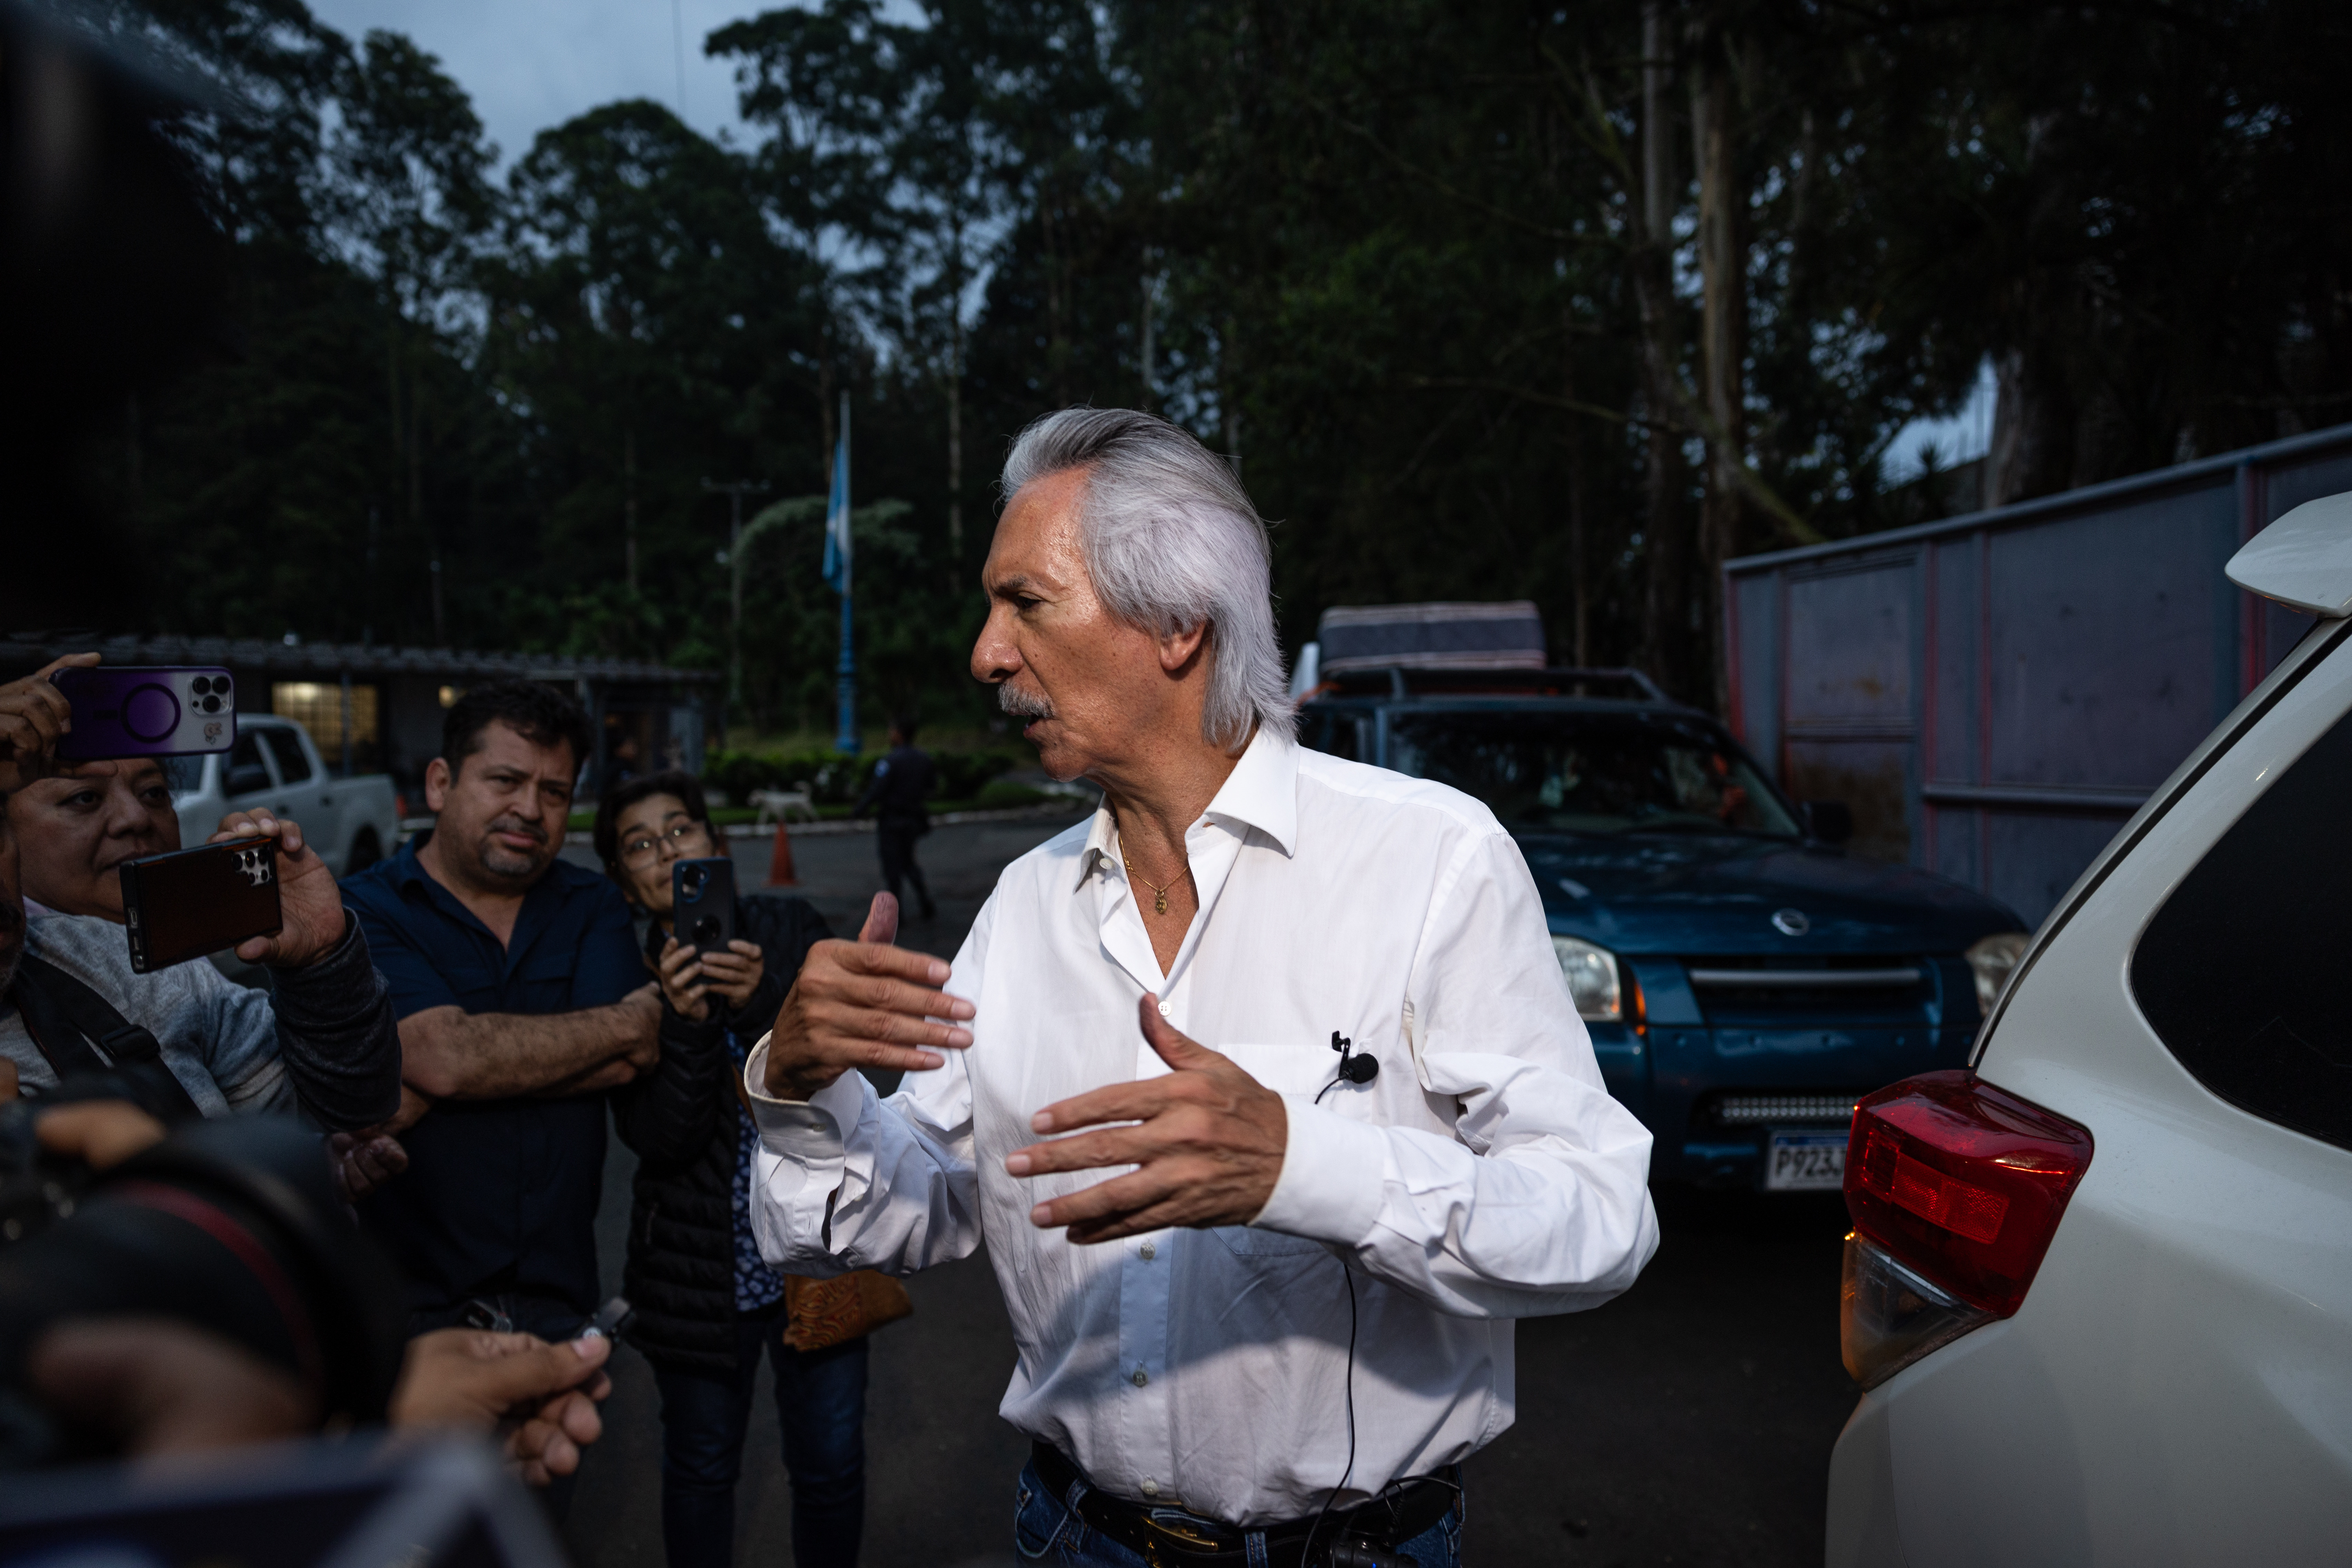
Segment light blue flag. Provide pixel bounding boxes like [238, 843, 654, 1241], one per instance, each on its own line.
[820, 409, 851, 593]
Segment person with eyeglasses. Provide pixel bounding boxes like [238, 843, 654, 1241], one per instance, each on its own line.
[592, 769, 882, 1568]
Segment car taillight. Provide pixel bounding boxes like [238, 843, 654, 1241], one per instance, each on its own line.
[1839, 1069, 2092, 1388]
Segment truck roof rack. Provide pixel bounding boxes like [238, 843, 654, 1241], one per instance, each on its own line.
[1314, 666, 1671, 703]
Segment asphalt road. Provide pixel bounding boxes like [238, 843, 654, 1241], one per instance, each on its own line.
[554, 812, 1860, 1568]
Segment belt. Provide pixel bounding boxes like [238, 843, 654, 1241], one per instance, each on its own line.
[1029, 1442, 1458, 1568]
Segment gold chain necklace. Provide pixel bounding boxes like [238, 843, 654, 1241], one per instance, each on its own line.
[1120, 854, 1186, 916]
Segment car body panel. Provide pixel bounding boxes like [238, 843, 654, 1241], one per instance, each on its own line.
[174, 715, 400, 877]
[1300, 687, 2024, 1184]
[1827, 610, 2352, 1563]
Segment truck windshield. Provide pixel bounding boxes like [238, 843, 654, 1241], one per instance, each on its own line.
[1387, 710, 1799, 837]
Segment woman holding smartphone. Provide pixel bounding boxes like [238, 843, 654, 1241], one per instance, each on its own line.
[595, 770, 878, 1568]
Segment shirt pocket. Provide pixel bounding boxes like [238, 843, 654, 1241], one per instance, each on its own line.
[1210, 1041, 1347, 1258]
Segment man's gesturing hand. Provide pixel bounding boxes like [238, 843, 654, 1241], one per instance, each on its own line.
[1005, 995, 1289, 1245]
[760, 892, 973, 1102]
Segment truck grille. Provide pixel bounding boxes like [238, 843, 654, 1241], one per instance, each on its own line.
[1709, 1093, 1864, 1127]
[1679, 955, 1934, 1025]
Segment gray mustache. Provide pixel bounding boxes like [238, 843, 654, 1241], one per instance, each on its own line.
[487, 816, 548, 845]
[997, 684, 1053, 720]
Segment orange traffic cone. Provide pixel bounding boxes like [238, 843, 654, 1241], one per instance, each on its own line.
[766, 818, 799, 887]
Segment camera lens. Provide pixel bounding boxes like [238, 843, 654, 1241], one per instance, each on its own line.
[693, 916, 722, 946]
[200, 695, 221, 713]
[679, 864, 704, 896]
[191, 676, 212, 695]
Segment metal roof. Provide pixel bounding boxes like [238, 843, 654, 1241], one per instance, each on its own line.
[0, 635, 717, 684]
[1724, 419, 2352, 577]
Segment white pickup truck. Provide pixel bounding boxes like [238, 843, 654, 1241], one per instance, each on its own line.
[170, 713, 403, 876]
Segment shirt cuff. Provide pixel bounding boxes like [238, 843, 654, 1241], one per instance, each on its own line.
[743, 1032, 861, 1161]
[1251, 1100, 1388, 1247]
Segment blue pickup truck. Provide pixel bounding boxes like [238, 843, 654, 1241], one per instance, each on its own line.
[1296, 663, 2029, 1191]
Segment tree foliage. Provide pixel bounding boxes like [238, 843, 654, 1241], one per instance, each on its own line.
[51, 0, 2352, 722]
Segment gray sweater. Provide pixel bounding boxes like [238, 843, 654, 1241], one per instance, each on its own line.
[0, 911, 401, 1129]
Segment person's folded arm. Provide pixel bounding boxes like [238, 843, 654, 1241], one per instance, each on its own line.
[1251, 831, 1660, 1318]
[399, 989, 660, 1101]
[742, 897, 991, 1279]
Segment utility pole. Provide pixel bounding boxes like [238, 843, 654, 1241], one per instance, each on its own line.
[702, 476, 770, 723]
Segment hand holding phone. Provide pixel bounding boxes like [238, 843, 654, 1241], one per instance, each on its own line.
[0, 653, 98, 792]
[119, 837, 283, 973]
[209, 811, 348, 968]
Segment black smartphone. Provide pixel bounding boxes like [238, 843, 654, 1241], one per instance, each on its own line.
[672, 857, 735, 956]
[118, 837, 283, 973]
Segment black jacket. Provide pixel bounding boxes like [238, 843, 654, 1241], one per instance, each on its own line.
[611, 892, 831, 1374]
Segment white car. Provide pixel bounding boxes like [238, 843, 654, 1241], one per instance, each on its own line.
[1826, 492, 2352, 1564]
[171, 713, 402, 877]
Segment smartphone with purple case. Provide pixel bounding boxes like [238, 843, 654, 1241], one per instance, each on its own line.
[51, 666, 237, 760]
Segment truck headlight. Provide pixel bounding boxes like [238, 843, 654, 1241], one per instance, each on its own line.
[1964, 932, 2031, 1013]
[1552, 935, 1622, 1022]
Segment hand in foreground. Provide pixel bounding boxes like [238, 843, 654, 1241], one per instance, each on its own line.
[1004, 995, 1289, 1245]
[328, 1130, 408, 1202]
[209, 811, 347, 967]
[0, 652, 97, 794]
[29, 1319, 316, 1455]
[391, 1328, 613, 1486]
[760, 893, 971, 1102]
[36, 1099, 168, 1169]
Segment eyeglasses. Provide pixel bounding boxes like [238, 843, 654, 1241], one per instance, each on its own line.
[619, 820, 706, 864]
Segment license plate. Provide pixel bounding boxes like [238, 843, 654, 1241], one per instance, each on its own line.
[1765, 1130, 1847, 1192]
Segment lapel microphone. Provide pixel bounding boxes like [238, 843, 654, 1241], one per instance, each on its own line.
[1331, 1030, 1379, 1085]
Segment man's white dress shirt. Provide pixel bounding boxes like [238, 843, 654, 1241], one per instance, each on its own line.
[746, 730, 1658, 1525]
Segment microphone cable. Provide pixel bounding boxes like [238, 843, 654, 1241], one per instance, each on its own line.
[1302, 1257, 1359, 1566]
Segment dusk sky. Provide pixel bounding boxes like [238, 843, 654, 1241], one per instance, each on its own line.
[307, 0, 772, 165]
[302, 0, 1980, 481]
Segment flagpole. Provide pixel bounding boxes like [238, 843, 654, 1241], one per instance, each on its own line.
[833, 393, 858, 755]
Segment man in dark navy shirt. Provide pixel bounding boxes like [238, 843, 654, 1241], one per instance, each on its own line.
[344, 682, 659, 1339]
[852, 717, 937, 920]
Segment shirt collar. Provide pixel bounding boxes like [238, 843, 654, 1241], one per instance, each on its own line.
[1073, 726, 1300, 890]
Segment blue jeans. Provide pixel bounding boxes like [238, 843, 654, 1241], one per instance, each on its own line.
[650, 1300, 869, 1568]
[1013, 1460, 1465, 1567]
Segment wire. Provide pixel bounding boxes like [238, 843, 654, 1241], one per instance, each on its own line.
[1313, 1072, 1343, 1106]
[1302, 1258, 1359, 1567]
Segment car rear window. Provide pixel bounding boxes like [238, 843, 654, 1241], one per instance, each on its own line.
[2131, 707, 2352, 1152]
[224, 733, 272, 797]
[260, 726, 313, 783]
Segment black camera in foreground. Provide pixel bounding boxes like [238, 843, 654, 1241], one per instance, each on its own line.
[0, 1087, 408, 1468]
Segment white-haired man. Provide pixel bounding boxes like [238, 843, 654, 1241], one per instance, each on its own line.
[745, 408, 1659, 1566]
